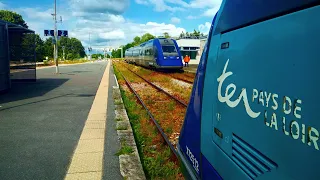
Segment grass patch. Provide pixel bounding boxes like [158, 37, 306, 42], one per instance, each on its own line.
[115, 99, 122, 105]
[168, 101, 176, 111]
[165, 126, 173, 134]
[117, 125, 128, 130]
[116, 145, 134, 156]
[115, 118, 123, 121]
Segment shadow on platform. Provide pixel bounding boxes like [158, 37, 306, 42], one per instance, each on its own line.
[0, 78, 69, 105]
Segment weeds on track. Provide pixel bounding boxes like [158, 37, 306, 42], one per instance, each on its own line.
[113, 62, 183, 179]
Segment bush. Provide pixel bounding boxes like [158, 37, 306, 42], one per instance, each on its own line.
[43, 60, 49, 65]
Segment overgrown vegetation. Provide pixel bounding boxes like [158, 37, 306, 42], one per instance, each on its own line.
[113, 63, 182, 179]
[116, 125, 128, 130]
[116, 138, 134, 156]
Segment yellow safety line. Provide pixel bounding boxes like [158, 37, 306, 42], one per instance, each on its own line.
[64, 61, 110, 180]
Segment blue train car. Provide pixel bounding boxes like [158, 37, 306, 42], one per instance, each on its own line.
[125, 38, 183, 70]
[178, 1, 319, 179]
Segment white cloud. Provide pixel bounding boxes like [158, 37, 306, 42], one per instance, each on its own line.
[69, 17, 186, 49]
[135, 0, 148, 5]
[142, 22, 185, 37]
[171, 17, 180, 24]
[186, 15, 197, 20]
[17, 8, 53, 20]
[198, 22, 211, 34]
[69, 0, 129, 14]
[189, 0, 222, 8]
[99, 30, 126, 40]
[202, 6, 220, 17]
[136, 0, 222, 17]
[149, 0, 183, 12]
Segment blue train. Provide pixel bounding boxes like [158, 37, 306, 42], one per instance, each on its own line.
[178, 1, 319, 179]
[125, 38, 183, 70]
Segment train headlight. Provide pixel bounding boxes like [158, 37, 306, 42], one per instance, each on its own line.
[176, 57, 179, 59]
[164, 57, 167, 59]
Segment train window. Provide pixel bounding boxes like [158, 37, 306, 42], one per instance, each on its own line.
[162, 45, 177, 53]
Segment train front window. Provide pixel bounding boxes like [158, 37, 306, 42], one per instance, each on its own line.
[162, 46, 176, 53]
[162, 45, 178, 56]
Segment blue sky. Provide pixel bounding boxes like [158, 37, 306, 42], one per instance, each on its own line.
[0, 0, 221, 50]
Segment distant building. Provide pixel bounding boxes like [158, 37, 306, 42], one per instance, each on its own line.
[176, 36, 208, 65]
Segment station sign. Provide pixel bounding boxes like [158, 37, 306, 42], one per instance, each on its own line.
[44, 30, 68, 37]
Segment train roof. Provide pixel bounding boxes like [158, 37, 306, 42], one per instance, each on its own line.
[126, 38, 176, 50]
[213, 0, 318, 35]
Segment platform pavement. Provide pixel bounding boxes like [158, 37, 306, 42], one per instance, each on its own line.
[0, 61, 122, 180]
[183, 64, 198, 73]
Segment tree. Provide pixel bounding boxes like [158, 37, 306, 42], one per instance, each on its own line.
[0, 10, 28, 28]
[140, 33, 155, 43]
[193, 29, 200, 37]
[186, 32, 189, 37]
[133, 36, 141, 46]
[20, 34, 45, 62]
[179, 31, 185, 38]
[163, 32, 170, 38]
[43, 37, 54, 59]
[34, 34, 45, 61]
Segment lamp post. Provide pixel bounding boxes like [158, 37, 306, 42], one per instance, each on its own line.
[53, 0, 58, 73]
[62, 46, 65, 60]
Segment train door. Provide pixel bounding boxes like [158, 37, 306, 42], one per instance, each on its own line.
[201, 2, 319, 180]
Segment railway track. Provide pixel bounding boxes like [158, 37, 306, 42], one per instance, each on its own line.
[122, 62, 195, 85]
[116, 63, 188, 162]
[123, 65, 188, 107]
[165, 73, 194, 84]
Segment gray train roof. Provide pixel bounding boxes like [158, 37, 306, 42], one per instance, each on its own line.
[214, 0, 318, 35]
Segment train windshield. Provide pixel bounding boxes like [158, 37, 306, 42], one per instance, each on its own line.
[161, 45, 178, 56]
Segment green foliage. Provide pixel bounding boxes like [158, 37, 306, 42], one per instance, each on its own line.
[165, 126, 173, 134]
[0, 10, 28, 28]
[43, 37, 53, 59]
[163, 32, 170, 38]
[179, 29, 204, 38]
[43, 60, 49, 65]
[133, 36, 141, 46]
[66, 53, 74, 60]
[0, 10, 85, 62]
[113, 64, 181, 179]
[112, 33, 155, 58]
[116, 145, 134, 156]
[140, 33, 155, 43]
[168, 101, 176, 111]
[116, 125, 128, 130]
[143, 147, 180, 178]
[91, 53, 109, 59]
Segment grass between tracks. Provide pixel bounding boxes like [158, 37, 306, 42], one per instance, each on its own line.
[124, 63, 193, 103]
[113, 63, 183, 180]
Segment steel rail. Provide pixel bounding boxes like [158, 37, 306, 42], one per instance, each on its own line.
[159, 72, 194, 84]
[119, 70, 179, 160]
[123, 65, 188, 107]
[123, 61, 194, 84]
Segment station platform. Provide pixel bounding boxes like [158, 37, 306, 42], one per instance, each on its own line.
[183, 64, 198, 73]
[0, 61, 122, 180]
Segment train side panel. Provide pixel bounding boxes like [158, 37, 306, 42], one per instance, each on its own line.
[201, 4, 319, 180]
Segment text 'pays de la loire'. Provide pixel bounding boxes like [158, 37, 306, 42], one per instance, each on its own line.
[217, 59, 319, 151]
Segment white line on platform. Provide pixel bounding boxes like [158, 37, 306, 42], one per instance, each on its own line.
[113, 74, 119, 88]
